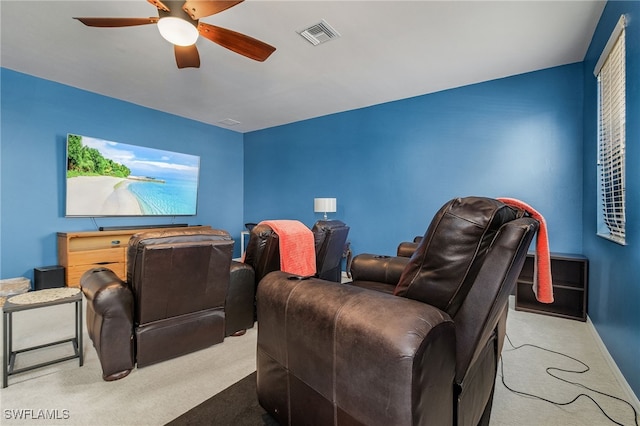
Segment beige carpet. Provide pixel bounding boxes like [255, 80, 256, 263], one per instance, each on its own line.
[0, 297, 638, 425]
[491, 301, 638, 426]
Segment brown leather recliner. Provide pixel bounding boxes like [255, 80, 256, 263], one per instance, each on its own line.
[256, 197, 539, 426]
[243, 220, 349, 284]
[80, 228, 255, 381]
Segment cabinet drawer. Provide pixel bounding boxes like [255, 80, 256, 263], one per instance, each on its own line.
[68, 248, 125, 266]
[67, 262, 126, 287]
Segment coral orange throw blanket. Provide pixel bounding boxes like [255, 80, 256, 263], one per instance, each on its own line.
[497, 198, 554, 304]
[260, 220, 317, 277]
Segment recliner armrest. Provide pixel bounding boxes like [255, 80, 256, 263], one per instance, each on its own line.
[230, 260, 254, 282]
[226, 261, 256, 336]
[80, 267, 135, 381]
[396, 242, 419, 257]
[257, 271, 456, 425]
[349, 253, 410, 286]
[81, 267, 134, 317]
[396, 236, 423, 257]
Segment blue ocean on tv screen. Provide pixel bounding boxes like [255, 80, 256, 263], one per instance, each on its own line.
[128, 176, 198, 215]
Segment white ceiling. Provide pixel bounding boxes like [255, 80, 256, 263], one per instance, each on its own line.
[1, 1, 606, 133]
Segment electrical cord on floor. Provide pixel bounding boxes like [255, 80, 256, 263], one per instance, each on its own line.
[500, 333, 639, 426]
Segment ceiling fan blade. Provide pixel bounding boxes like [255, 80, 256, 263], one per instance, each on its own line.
[147, 0, 171, 12]
[73, 17, 158, 27]
[183, 0, 244, 20]
[175, 44, 201, 68]
[198, 23, 275, 62]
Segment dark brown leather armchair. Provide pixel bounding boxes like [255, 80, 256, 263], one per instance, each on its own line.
[243, 220, 349, 284]
[80, 228, 255, 381]
[256, 197, 538, 426]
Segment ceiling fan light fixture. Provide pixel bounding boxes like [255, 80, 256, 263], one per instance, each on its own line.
[157, 17, 198, 46]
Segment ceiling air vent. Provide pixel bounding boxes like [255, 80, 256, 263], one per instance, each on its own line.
[298, 20, 340, 46]
[218, 118, 241, 126]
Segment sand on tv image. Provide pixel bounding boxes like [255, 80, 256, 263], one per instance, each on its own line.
[65, 134, 200, 217]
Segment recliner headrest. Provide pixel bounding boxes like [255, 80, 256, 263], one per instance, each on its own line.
[394, 197, 524, 317]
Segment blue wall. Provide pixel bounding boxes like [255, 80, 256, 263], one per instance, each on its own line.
[0, 69, 245, 280]
[245, 64, 585, 257]
[582, 1, 640, 398]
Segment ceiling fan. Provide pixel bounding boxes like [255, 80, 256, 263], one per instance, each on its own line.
[73, 0, 276, 69]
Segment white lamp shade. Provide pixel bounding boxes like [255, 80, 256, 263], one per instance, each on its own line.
[157, 17, 199, 46]
[314, 198, 337, 213]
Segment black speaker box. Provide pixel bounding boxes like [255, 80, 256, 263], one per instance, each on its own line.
[34, 265, 65, 290]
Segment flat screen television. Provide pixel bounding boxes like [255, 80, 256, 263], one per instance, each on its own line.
[65, 134, 200, 217]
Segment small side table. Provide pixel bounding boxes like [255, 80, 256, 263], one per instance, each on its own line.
[3, 287, 83, 388]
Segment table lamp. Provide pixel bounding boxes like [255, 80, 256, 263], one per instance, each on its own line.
[314, 198, 337, 220]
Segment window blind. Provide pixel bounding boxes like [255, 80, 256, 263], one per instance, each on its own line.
[595, 15, 626, 245]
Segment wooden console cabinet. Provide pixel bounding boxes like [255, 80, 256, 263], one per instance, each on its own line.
[515, 252, 588, 321]
[57, 226, 210, 287]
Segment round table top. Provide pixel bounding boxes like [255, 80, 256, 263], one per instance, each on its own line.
[8, 287, 80, 305]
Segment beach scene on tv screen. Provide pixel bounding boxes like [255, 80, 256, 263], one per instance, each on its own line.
[66, 134, 200, 216]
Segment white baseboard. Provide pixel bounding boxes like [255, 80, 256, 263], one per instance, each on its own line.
[586, 315, 640, 411]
